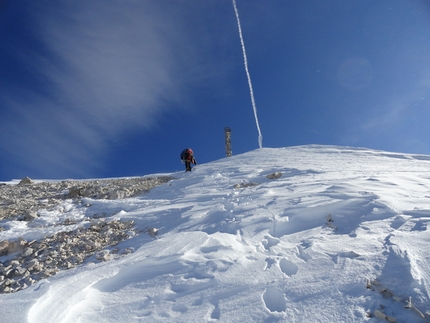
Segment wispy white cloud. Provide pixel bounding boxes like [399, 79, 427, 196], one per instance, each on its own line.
[0, 1, 216, 178]
[341, 72, 430, 153]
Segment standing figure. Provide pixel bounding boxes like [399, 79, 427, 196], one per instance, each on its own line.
[180, 148, 197, 172]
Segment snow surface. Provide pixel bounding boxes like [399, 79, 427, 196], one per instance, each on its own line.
[1, 145, 430, 323]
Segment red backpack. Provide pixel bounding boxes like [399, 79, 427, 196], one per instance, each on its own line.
[180, 148, 193, 161]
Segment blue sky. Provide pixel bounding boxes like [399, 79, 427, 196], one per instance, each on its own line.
[1, 0, 430, 180]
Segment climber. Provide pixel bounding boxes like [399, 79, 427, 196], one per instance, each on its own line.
[180, 148, 197, 172]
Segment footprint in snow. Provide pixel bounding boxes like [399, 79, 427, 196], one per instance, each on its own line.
[172, 303, 188, 313]
[296, 245, 312, 262]
[264, 257, 276, 270]
[262, 286, 287, 313]
[211, 303, 221, 320]
[262, 235, 280, 251]
[192, 296, 204, 306]
[279, 258, 298, 277]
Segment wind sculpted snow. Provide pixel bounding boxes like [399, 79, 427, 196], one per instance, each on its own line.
[1, 145, 430, 322]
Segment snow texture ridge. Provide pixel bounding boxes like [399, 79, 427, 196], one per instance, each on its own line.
[1, 145, 430, 323]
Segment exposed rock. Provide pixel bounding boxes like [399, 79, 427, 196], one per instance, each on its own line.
[14, 267, 28, 276]
[23, 209, 38, 221]
[0, 218, 139, 294]
[109, 189, 127, 200]
[233, 182, 258, 189]
[325, 213, 337, 230]
[18, 177, 33, 185]
[21, 247, 34, 258]
[367, 279, 425, 321]
[95, 250, 112, 261]
[27, 259, 39, 270]
[393, 296, 403, 302]
[381, 289, 393, 298]
[0, 176, 174, 294]
[374, 309, 386, 319]
[122, 247, 134, 255]
[0, 240, 8, 256]
[67, 186, 82, 198]
[7, 238, 27, 254]
[0, 176, 173, 221]
[146, 227, 159, 238]
[3, 278, 14, 286]
[63, 218, 77, 225]
[387, 315, 396, 322]
[266, 172, 282, 180]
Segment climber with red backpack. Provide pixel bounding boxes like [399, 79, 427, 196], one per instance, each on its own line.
[180, 148, 197, 172]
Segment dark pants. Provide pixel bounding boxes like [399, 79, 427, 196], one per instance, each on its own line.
[185, 161, 191, 171]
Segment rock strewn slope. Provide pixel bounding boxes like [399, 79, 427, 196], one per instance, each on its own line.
[0, 176, 173, 294]
[0, 176, 173, 221]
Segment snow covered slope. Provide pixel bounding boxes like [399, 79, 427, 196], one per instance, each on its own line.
[1, 145, 430, 322]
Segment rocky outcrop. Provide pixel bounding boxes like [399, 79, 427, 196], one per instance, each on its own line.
[366, 278, 427, 322]
[0, 176, 173, 221]
[0, 219, 138, 294]
[0, 175, 174, 294]
[18, 177, 33, 185]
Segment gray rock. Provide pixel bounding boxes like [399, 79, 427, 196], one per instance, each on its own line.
[109, 190, 126, 200]
[0, 241, 8, 256]
[387, 315, 396, 322]
[27, 259, 39, 270]
[8, 238, 27, 254]
[266, 172, 282, 180]
[95, 250, 111, 261]
[146, 227, 159, 238]
[67, 186, 83, 198]
[23, 209, 38, 221]
[18, 177, 33, 185]
[21, 247, 34, 258]
[3, 278, 14, 286]
[374, 309, 386, 319]
[14, 267, 28, 276]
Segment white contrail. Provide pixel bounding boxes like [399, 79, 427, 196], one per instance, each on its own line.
[232, 0, 263, 149]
